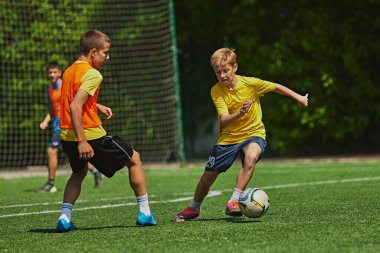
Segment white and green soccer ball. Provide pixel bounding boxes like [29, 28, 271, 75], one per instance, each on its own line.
[238, 188, 270, 218]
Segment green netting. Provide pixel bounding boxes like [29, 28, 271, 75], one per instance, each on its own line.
[0, 0, 183, 168]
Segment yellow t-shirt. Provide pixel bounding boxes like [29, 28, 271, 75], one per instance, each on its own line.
[211, 75, 275, 145]
[60, 65, 106, 141]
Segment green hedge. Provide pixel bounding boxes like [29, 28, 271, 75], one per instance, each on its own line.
[175, 0, 380, 156]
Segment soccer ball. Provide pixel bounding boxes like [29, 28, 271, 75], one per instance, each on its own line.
[238, 188, 270, 218]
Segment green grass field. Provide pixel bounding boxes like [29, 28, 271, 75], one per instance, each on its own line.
[1, 160, 379, 253]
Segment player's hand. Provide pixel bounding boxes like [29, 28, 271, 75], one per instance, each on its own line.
[97, 104, 113, 120]
[240, 100, 254, 114]
[78, 141, 94, 160]
[298, 94, 308, 108]
[40, 121, 48, 130]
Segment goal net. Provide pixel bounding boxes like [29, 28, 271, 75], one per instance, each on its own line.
[0, 0, 184, 168]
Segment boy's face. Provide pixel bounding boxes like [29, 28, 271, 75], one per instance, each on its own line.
[91, 41, 110, 69]
[213, 63, 238, 87]
[47, 67, 61, 84]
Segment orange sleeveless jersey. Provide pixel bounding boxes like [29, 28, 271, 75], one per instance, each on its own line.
[59, 62, 101, 129]
[48, 79, 62, 118]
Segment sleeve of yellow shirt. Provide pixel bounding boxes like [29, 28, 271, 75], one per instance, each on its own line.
[80, 68, 103, 96]
[211, 85, 229, 117]
[252, 77, 276, 96]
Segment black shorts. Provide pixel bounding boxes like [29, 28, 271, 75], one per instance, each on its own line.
[62, 134, 134, 178]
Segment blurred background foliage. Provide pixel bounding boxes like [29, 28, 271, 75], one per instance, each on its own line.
[175, 0, 380, 157]
[0, 0, 180, 167]
[0, 0, 379, 167]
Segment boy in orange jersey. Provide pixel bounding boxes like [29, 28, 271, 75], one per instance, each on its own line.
[56, 30, 156, 232]
[175, 48, 308, 221]
[36, 62, 103, 193]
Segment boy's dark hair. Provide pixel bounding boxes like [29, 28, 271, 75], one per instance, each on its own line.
[79, 30, 111, 55]
[46, 61, 60, 71]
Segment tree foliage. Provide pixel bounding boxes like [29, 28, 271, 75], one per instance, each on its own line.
[175, 0, 380, 156]
[0, 0, 180, 167]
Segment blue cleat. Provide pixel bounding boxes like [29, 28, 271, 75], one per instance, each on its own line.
[136, 212, 157, 226]
[56, 218, 76, 233]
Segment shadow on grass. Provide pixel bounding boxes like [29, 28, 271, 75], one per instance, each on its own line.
[28, 224, 142, 234]
[25, 188, 62, 194]
[190, 217, 262, 223]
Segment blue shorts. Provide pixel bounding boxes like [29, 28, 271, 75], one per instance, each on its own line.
[205, 136, 267, 173]
[49, 130, 62, 151]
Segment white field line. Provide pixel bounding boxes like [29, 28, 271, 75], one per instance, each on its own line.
[0, 192, 220, 219]
[0, 196, 152, 209]
[1, 176, 380, 218]
[260, 176, 380, 190]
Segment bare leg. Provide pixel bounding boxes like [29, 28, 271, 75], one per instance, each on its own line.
[193, 171, 219, 203]
[63, 164, 88, 204]
[88, 162, 94, 171]
[127, 150, 147, 197]
[47, 147, 58, 181]
[235, 142, 261, 190]
[87, 162, 103, 188]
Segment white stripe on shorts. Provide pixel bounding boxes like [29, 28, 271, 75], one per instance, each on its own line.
[104, 135, 132, 160]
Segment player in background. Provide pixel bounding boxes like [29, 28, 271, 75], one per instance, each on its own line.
[56, 30, 156, 232]
[175, 48, 308, 221]
[36, 62, 102, 193]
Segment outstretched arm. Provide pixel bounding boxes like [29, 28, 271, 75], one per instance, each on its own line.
[273, 84, 308, 108]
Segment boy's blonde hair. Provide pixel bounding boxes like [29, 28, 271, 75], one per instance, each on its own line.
[210, 48, 237, 68]
[80, 30, 111, 55]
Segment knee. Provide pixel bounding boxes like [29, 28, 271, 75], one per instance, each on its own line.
[71, 168, 88, 181]
[47, 147, 57, 156]
[243, 155, 259, 171]
[46, 147, 55, 155]
[129, 150, 142, 168]
[199, 173, 217, 186]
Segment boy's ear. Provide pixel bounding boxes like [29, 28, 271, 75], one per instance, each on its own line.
[233, 63, 238, 72]
[89, 48, 97, 57]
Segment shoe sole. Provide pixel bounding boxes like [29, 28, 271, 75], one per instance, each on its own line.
[174, 217, 186, 222]
[174, 214, 199, 222]
[136, 222, 157, 226]
[35, 188, 57, 193]
[56, 222, 75, 232]
[225, 210, 243, 217]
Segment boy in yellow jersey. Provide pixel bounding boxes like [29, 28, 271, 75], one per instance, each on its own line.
[36, 62, 103, 193]
[175, 48, 308, 221]
[56, 30, 156, 232]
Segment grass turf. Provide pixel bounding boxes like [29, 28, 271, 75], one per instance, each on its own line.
[0, 160, 379, 252]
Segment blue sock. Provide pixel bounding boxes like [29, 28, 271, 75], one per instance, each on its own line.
[191, 200, 201, 211]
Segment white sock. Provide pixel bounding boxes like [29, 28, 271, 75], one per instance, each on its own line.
[59, 214, 70, 223]
[90, 167, 99, 174]
[60, 203, 73, 221]
[229, 188, 243, 202]
[136, 194, 151, 215]
[190, 200, 201, 211]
